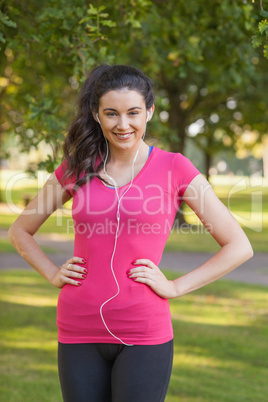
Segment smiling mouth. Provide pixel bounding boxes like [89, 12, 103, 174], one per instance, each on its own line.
[113, 132, 134, 139]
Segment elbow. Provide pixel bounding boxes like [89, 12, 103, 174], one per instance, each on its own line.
[8, 223, 22, 247]
[8, 225, 15, 245]
[8, 224, 33, 257]
[8, 224, 20, 249]
[227, 238, 254, 266]
[247, 244, 254, 260]
[8, 224, 25, 257]
[242, 241, 254, 263]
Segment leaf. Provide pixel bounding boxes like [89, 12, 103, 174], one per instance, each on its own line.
[101, 20, 116, 27]
[125, 16, 142, 28]
[252, 34, 262, 48]
[0, 32, 5, 44]
[0, 11, 17, 28]
[86, 25, 97, 32]
[264, 44, 268, 59]
[79, 18, 87, 24]
[258, 20, 268, 35]
[87, 4, 98, 15]
[24, 94, 35, 103]
[260, 9, 268, 19]
[99, 6, 107, 12]
[31, 35, 41, 43]
[189, 36, 200, 46]
[167, 51, 180, 61]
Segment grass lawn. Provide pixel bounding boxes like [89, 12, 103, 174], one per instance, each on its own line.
[0, 238, 58, 254]
[0, 213, 73, 236]
[0, 269, 267, 401]
[1, 210, 267, 253]
[1, 170, 268, 253]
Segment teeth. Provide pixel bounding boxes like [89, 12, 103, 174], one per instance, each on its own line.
[115, 133, 133, 139]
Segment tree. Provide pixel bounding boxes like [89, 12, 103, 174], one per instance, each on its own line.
[108, 1, 263, 150]
[181, 48, 268, 180]
[1, 0, 267, 180]
[0, 0, 150, 172]
[103, 0, 268, 223]
[252, 0, 268, 58]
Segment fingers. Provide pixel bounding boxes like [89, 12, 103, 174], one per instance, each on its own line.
[128, 267, 156, 289]
[61, 256, 87, 287]
[128, 259, 157, 284]
[133, 259, 155, 268]
[66, 256, 86, 268]
[128, 258, 176, 299]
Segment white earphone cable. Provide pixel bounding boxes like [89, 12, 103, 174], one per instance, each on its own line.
[97, 113, 147, 346]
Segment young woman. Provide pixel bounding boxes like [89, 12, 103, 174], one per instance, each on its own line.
[8, 65, 253, 402]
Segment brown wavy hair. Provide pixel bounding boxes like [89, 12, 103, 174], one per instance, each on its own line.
[62, 64, 155, 192]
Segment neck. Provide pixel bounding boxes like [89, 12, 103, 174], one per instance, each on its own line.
[107, 141, 149, 165]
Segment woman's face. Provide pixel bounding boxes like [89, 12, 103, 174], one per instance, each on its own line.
[97, 88, 154, 154]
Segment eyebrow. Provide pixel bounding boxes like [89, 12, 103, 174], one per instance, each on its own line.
[103, 107, 143, 112]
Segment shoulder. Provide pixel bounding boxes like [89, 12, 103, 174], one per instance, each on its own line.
[54, 159, 77, 196]
[151, 147, 201, 195]
[152, 147, 195, 169]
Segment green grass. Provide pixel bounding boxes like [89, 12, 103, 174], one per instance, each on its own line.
[0, 210, 267, 253]
[0, 238, 58, 254]
[2, 187, 38, 206]
[167, 271, 268, 402]
[1, 171, 268, 253]
[1, 211, 267, 253]
[0, 269, 267, 401]
[0, 213, 74, 236]
[0, 270, 61, 402]
[164, 226, 268, 253]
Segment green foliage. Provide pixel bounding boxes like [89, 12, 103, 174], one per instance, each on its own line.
[0, 9, 16, 46]
[1, 1, 116, 170]
[252, 1, 268, 59]
[79, 4, 117, 35]
[1, 0, 267, 176]
[0, 0, 151, 172]
[107, 0, 268, 173]
[0, 269, 268, 401]
[260, 7, 268, 18]
[1, 172, 267, 252]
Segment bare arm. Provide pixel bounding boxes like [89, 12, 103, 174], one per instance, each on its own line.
[8, 173, 86, 288]
[171, 174, 253, 296]
[129, 174, 253, 298]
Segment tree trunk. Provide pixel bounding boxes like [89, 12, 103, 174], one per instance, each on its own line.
[167, 91, 188, 154]
[167, 91, 190, 226]
[204, 151, 211, 182]
[0, 131, 2, 202]
[204, 132, 215, 182]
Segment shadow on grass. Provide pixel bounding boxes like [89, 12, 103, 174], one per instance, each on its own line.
[1, 269, 268, 402]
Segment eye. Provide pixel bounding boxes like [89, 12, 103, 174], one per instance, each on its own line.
[129, 111, 138, 116]
[106, 112, 117, 117]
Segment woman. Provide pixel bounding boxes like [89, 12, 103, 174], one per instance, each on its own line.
[8, 64, 253, 402]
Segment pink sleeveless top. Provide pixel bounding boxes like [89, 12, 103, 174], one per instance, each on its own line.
[55, 147, 200, 345]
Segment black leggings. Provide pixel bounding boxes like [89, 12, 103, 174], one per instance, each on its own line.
[58, 340, 173, 402]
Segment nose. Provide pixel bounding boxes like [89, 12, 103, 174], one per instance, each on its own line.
[116, 115, 130, 131]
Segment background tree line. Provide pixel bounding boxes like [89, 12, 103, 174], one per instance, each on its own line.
[0, 0, 268, 180]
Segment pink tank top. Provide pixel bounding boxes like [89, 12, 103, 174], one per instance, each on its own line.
[55, 147, 200, 345]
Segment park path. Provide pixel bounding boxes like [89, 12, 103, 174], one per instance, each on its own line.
[1, 230, 268, 286]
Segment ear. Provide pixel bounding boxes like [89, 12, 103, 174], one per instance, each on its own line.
[146, 105, 155, 122]
[93, 112, 99, 123]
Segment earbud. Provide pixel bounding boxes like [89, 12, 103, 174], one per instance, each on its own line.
[146, 111, 150, 122]
[96, 113, 101, 124]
